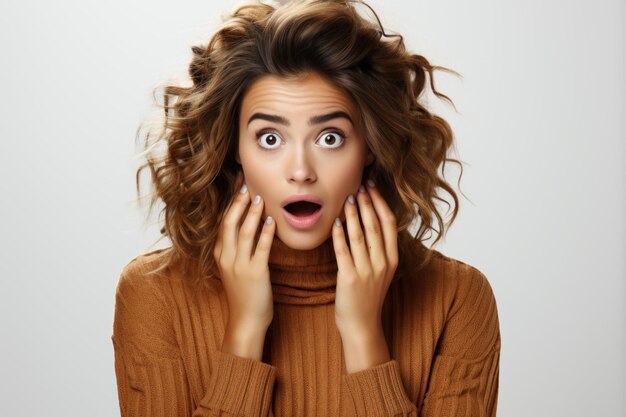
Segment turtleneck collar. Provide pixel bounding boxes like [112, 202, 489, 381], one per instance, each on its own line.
[268, 235, 338, 305]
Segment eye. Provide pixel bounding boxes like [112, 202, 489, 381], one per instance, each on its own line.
[256, 130, 283, 150]
[317, 130, 346, 149]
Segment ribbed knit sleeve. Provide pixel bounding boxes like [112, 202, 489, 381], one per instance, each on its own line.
[112, 259, 278, 417]
[193, 350, 277, 417]
[421, 266, 501, 417]
[343, 359, 418, 416]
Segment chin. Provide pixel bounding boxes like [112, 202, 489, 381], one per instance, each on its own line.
[275, 224, 333, 251]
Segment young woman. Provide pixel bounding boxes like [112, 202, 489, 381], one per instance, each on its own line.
[112, 1, 501, 416]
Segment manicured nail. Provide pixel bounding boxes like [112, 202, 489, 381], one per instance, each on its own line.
[358, 184, 365, 193]
[240, 183, 247, 194]
[253, 195, 261, 205]
[266, 216, 273, 225]
[335, 217, 342, 227]
[348, 194, 355, 204]
[366, 179, 376, 188]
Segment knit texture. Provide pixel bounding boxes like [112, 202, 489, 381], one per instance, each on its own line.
[112, 234, 501, 416]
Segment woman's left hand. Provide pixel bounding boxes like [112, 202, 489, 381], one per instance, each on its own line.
[332, 179, 398, 338]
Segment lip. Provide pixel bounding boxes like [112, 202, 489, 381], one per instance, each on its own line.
[280, 194, 324, 230]
[282, 206, 323, 230]
[280, 194, 324, 207]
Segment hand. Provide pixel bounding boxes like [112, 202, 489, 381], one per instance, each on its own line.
[332, 179, 399, 337]
[213, 172, 277, 333]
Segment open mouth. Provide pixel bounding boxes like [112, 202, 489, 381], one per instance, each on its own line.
[284, 201, 322, 217]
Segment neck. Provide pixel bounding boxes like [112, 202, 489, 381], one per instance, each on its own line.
[268, 235, 338, 305]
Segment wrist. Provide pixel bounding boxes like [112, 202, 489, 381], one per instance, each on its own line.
[339, 324, 391, 374]
[221, 323, 268, 361]
[336, 318, 381, 340]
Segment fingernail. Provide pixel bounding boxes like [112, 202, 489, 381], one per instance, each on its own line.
[348, 194, 355, 204]
[240, 183, 247, 194]
[335, 217, 342, 227]
[358, 184, 365, 193]
[253, 195, 261, 205]
[266, 216, 273, 225]
[366, 179, 375, 188]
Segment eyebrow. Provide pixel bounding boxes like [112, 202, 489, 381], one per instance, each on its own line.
[247, 111, 354, 127]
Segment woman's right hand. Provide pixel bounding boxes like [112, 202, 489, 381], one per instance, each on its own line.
[213, 172, 277, 336]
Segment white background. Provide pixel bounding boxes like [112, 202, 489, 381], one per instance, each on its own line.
[0, 0, 623, 416]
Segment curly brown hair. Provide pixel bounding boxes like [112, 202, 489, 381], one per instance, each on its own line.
[135, 0, 464, 287]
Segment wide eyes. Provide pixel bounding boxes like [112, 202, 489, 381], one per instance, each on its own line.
[256, 130, 346, 151]
[257, 132, 281, 150]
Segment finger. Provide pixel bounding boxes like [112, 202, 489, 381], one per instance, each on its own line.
[213, 229, 222, 262]
[366, 179, 398, 268]
[238, 194, 266, 259]
[355, 184, 386, 267]
[214, 172, 244, 262]
[344, 193, 372, 277]
[221, 172, 245, 218]
[332, 216, 356, 274]
[221, 180, 251, 261]
[252, 213, 276, 262]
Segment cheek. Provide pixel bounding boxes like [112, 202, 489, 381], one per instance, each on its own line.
[327, 164, 364, 216]
[240, 151, 265, 188]
[336, 157, 365, 189]
[240, 164, 277, 218]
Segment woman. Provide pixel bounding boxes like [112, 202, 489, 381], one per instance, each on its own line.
[112, 1, 501, 416]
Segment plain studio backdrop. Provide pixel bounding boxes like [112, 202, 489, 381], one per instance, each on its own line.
[0, 0, 623, 416]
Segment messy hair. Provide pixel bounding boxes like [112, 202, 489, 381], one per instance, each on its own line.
[136, 0, 463, 286]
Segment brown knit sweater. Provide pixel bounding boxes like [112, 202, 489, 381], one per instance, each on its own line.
[112, 234, 501, 417]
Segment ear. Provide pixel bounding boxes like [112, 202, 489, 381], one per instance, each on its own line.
[235, 150, 241, 165]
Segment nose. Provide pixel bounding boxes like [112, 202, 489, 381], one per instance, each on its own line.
[287, 145, 317, 184]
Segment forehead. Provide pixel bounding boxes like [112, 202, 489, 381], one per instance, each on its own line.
[240, 72, 358, 117]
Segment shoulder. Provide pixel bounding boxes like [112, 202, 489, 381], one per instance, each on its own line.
[115, 247, 212, 311]
[422, 248, 498, 311]
[429, 249, 495, 294]
[117, 247, 171, 284]
[424, 249, 501, 356]
[398, 242, 499, 329]
[113, 248, 182, 359]
[114, 248, 175, 313]
[392, 239, 501, 358]
[401, 238, 496, 301]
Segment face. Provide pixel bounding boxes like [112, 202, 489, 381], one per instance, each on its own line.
[236, 71, 375, 250]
